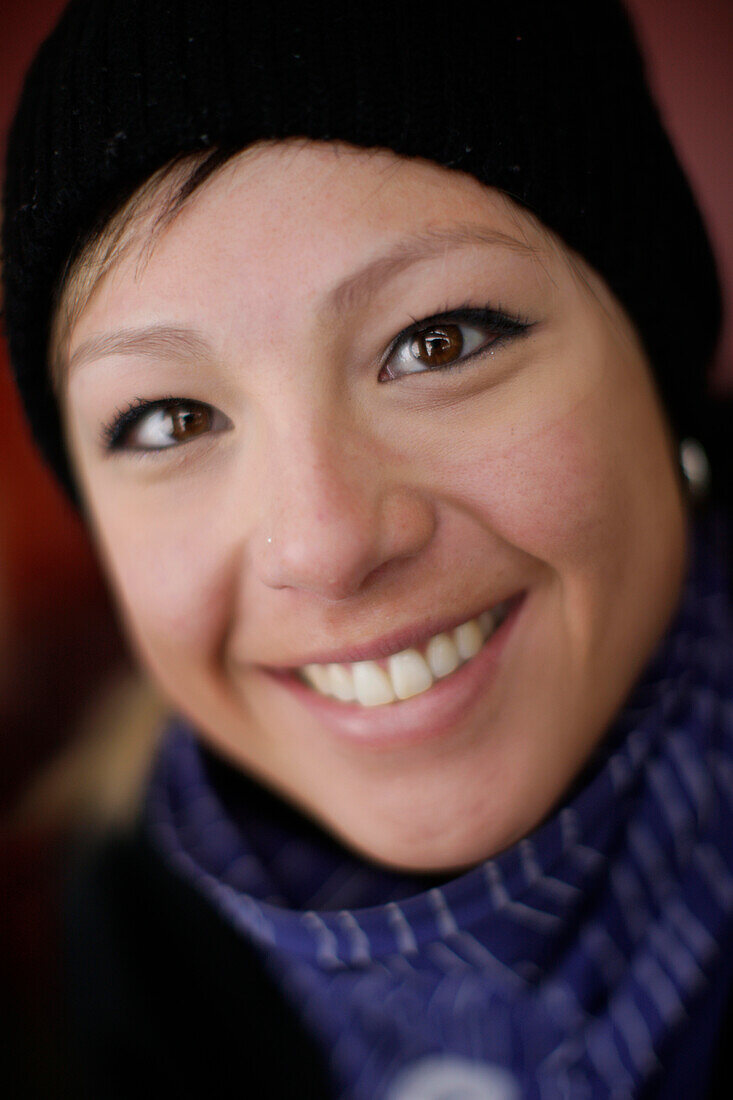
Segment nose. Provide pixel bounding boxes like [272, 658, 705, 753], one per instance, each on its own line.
[252, 419, 435, 600]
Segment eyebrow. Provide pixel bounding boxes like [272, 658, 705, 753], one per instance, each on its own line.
[66, 324, 214, 378]
[323, 222, 537, 318]
[63, 221, 536, 381]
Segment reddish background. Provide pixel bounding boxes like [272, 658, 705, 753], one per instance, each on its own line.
[0, 0, 731, 813]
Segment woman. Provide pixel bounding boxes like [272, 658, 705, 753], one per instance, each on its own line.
[2, 0, 732, 1096]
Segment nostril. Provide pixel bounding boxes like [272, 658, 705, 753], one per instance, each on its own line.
[257, 532, 380, 599]
[254, 477, 436, 599]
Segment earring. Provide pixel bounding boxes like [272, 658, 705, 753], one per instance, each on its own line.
[679, 437, 711, 502]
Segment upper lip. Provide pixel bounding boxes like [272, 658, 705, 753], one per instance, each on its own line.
[255, 590, 525, 670]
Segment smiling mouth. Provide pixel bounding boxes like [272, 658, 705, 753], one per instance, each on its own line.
[297, 600, 513, 707]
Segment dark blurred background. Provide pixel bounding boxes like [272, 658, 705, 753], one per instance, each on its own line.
[0, 0, 731, 826]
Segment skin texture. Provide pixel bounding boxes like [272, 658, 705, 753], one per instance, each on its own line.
[59, 141, 689, 872]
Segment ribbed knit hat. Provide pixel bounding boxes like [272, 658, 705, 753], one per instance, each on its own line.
[1, 0, 727, 503]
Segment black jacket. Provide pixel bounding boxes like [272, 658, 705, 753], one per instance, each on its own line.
[63, 822, 332, 1098]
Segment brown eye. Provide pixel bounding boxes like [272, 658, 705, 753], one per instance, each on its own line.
[168, 403, 212, 441]
[106, 398, 231, 452]
[380, 312, 511, 381]
[410, 325, 464, 367]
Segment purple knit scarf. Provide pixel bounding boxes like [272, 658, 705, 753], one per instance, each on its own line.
[145, 509, 733, 1099]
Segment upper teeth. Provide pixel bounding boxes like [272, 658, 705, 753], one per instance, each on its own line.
[300, 603, 508, 707]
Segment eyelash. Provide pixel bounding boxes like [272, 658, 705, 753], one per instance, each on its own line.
[101, 394, 180, 451]
[100, 303, 532, 453]
[380, 302, 531, 380]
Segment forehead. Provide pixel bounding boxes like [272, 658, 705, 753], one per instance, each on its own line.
[108, 142, 553, 269]
[56, 140, 565, 381]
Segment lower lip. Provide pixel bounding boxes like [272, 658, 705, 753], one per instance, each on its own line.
[262, 592, 527, 750]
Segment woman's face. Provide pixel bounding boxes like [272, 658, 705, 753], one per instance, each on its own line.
[61, 142, 688, 871]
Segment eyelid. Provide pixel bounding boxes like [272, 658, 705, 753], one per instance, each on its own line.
[100, 395, 230, 453]
[380, 303, 532, 379]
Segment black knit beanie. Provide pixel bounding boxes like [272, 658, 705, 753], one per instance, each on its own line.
[1, 0, 727, 504]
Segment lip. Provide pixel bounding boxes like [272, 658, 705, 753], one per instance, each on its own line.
[257, 593, 523, 670]
[261, 590, 527, 750]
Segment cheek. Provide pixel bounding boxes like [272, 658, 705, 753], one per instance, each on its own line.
[423, 348, 685, 678]
[443, 387, 627, 574]
[87, 501, 236, 666]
